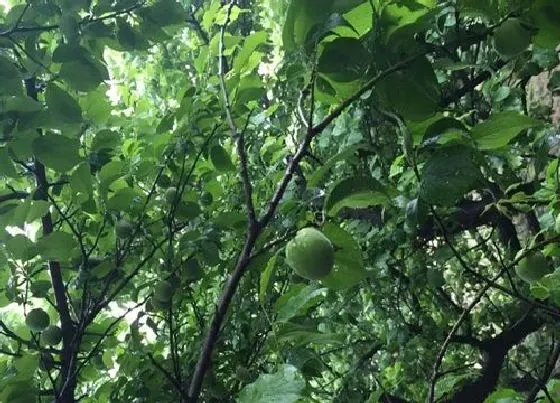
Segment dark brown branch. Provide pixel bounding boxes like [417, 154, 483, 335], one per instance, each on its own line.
[217, 3, 257, 225]
[445, 312, 543, 403]
[147, 352, 188, 400]
[524, 341, 560, 402]
[439, 60, 507, 106]
[25, 78, 76, 403]
[0, 1, 31, 36]
[0, 2, 144, 37]
[428, 271, 499, 403]
[188, 24, 503, 403]
[0, 191, 28, 203]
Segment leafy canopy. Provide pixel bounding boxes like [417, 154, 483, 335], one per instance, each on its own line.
[0, 0, 560, 402]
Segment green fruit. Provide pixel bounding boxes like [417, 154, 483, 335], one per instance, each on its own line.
[515, 252, 552, 283]
[493, 18, 531, 58]
[41, 325, 62, 345]
[115, 220, 134, 239]
[156, 174, 172, 188]
[39, 352, 55, 371]
[184, 258, 203, 281]
[165, 187, 178, 204]
[153, 281, 174, 302]
[25, 308, 50, 332]
[150, 296, 171, 311]
[200, 192, 213, 206]
[285, 227, 335, 280]
[30, 280, 51, 298]
[86, 256, 103, 269]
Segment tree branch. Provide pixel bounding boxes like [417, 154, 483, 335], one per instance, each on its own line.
[0, 191, 28, 203]
[188, 22, 503, 403]
[217, 3, 257, 226]
[25, 78, 76, 403]
[524, 341, 560, 402]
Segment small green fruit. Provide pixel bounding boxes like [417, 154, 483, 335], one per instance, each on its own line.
[30, 280, 51, 298]
[39, 352, 55, 371]
[25, 308, 50, 332]
[41, 325, 62, 345]
[115, 220, 134, 239]
[156, 174, 172, 188]
[200, 192, 213, 206]
[150, 296, 171, 311]
[493, 18, 531, 58]
[184, 258, 203, 281]
[515, 252, 552, 283]
[285, 227, 335, 280]
[165, 187, 178, 204]
[153, 281, 174, 302]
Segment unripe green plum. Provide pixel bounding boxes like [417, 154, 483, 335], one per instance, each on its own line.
[153, 280, 174, 302]
[493, 18, 531, 58]
[285, 227, 335, 280]
[115, 220, 134, 239]
[41, 325, 62, 345]
[25, 308, 50, 332]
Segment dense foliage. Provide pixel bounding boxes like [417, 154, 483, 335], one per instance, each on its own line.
[0, 0, 560, 402]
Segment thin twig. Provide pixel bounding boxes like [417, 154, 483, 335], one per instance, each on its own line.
[217, 2, 257, 225]
[427, 271, 501, 403]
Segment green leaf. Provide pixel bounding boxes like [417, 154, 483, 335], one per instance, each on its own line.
[37, 231, 80, 261]
[0, 147, 17, 177]
[308, 145, 360, 187]
[320, 223, 370, 289]
[260, 253, 279, 303]
[0, 54, 21, 79]
[471, 111, 541, 150]
[209, 145, 235, 172]
[70, 163, 93, 201]
[0, 96, 43, 113]
[376, 56, 440, 121]
[283, 0, 335, 52]
[237, 364, 305, 403]
[530, 0, 560, 49]
[324, 176, 390, 216]
[214, 211, 247, 229]
[276, 323, 345, 346]
[318, 37, 369, 82]
[233, 31, 268, 72]
[59, 56, 109, 92]
[32, 134, 82, 172]
[81, 85, 112, 124]
[483, 388, 523, 403]
[139, 0, 186, 27]
[419, 145, 481, 206]
[4, 235, 37, 260]
[275, 284, 327, 323]
[107, 187, 143, 212]
[116, 20, 149, 51]
[45, 83, 83, 124]
[26, 201, 50, 223]
[156, 112, 175, 134]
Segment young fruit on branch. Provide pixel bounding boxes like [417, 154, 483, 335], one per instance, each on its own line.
[115, 220, 134, 239]
[41, 325, 62, 345]
[493, 18, 531, 58]
[286, 227, 335, 280]
[25, 308, 50, 332]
